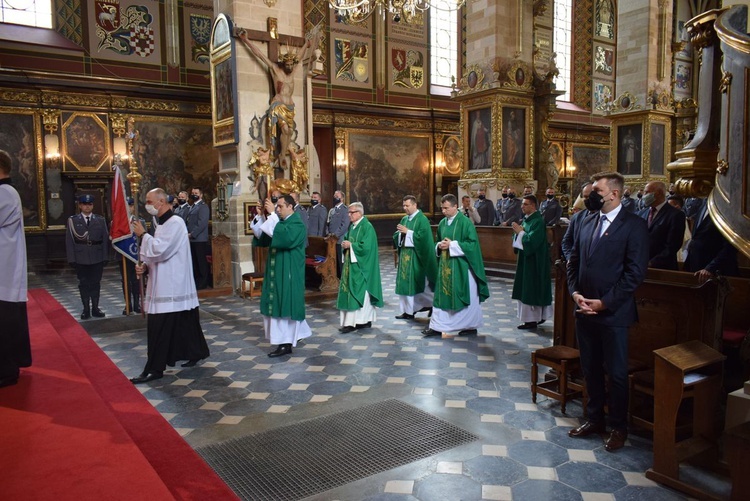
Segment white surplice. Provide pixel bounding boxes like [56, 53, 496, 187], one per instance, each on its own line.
[0, 184, 27, 303]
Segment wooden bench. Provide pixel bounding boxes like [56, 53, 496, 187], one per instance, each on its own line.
[305, 235, 339, 292]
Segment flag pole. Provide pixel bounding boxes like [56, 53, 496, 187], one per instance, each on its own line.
[125, 117, 145, 318]
[122, 254, 131, 314]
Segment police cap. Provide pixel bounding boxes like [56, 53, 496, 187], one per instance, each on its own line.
[127, 197, 134, 205]
[78, 194, 95, 204]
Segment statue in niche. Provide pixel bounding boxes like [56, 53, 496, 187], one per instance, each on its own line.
[237, 27, 321, 177]
[595, 0, 614, 40]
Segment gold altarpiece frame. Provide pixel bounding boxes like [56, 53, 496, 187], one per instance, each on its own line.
[610, 110, 672, 188]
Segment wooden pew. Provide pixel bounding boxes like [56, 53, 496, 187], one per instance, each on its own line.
[305, 235, 340, 292]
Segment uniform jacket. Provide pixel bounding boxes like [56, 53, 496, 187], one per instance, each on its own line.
[539, 198, 562, 226]
[327, 203, 350, 240]
[65, 213, 109, 265]
[307, 203, 328, 237]
[500, 198, 522, 225]
[473, 198, 496, 226]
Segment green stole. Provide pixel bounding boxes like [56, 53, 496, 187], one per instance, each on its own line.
[337, 216, 384, 311]
[393, 210, 437, 296]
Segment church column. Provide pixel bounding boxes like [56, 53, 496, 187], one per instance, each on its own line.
[211, 0, 314, 292]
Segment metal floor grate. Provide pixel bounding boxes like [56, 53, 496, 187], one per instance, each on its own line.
[197, 399, 478, 501]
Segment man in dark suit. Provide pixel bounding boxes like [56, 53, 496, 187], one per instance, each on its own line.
[561, 182, 593, 260]
[637, 181, 686, 270]
[684, 197, 739, 282]
[473, 188, 496, 226]
[566, 172, 649, 452]
[186, 186, 211, 290]
[539, 187, 562, 226]
[620, 187, 636, 213]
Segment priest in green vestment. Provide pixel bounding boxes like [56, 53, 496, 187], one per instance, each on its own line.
[511, 195, 553, 329]
[337, 202, 383, 333]
[393, 195, 437, 319]
[423, 194, 489, 337]
[251, 195, 311, 357]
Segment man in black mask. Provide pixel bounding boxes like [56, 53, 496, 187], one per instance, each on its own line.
[499, 189, 522, 226]
[174, 191, 189, 220]
[620, 187, 636, 213]
[307, 191, 327, 237]
[495, 185, 510, 225]
[473, 188, 495, 226]
[327, 190, 350, 277]
[539, 187, 562, 226]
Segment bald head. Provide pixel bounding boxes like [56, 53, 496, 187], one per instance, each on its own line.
[644, 181, 667, 206]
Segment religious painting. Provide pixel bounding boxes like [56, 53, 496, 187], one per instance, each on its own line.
[346, 130, 432, 217]
[593, 81, 613, 111]
[389, 46, 425, 94]
[244, 202, 260, 235]
[210, 14, 238, 147]
[0, 109, 44, 230]
[442, 136, 461, 176]
[62, 112, 110, 172]
[502, 107, 525, 169]
[674, 62, 692, 98]
[467, 107, 492, 171]
[572, 145, 611, 182]
[130, 117, 219, 209]
[549, 142, 564, 175]
[89, 0, 162, 64]
[594, 45, 614, 76]
[595, 0, 614, 39]
[649, 123, 666, 176]
[615, 124, 643, 176]
[333, 37, 371, 88]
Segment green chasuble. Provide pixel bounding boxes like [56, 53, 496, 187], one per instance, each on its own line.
[393, 210, 438, 296]
[433, 212, 490, 310]
[511, 210, 552, 306]
[254, 211, 307, 321]
[337, 216, 384, 311]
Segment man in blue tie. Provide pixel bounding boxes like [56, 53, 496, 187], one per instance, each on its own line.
[566, 172, 649, 452]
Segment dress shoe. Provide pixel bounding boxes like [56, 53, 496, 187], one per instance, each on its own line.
[605, 429, 628, 452]
[395, 312, 415, 320]
[538, 319, 546, 325]
[181, 359, 200, 368]
[0, 375, 19, 388]
[268, 344, 292, 358]
[517, 322, 538, 330]
[568, 421, 606, 438]
[133, 306, 142, 314]
[458, 329, 478, 336]
[421, 327, 441, 337]
[92, 308, 106, 318]
[81, 310, 91, 320]
[130, 371, 164, 384]
[355, 322, 372, 329]
[339, 325, 356, 333]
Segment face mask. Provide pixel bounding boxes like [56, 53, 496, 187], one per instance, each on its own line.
[668, 190, 675, 196]
[190, 194, 199, 201]
[508, 194, 515, 199]
[641, 192, 656, 207]
[478, 195, 485, 200]
[502, 193, 508, 198]
[585, 191, 605, 212]
[310, 200, 319, 206]
[145, 204, 159, 216]
[546, 194, 554, 200]
[333, 197, 341, 205]
[637, 193, 643, 199]
[623, 192, 630, 198]
[178, 198, 187, 205]
[271, 196, 279, 203]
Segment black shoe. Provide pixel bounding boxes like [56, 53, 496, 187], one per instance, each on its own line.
[355, 322, 371, 329]
[268, 344, 292, 358]
[130, 372, 163, 384]
[181, 359, 200, 368]
[339, 325, 356, 333]
[568, 421, 606, 438]
[538, 319, 546, 325]
[92, 308, 106, 318]
[395, 313, 414, 320]
[133, 306, 142, 314]
[517, 322, 538, 330]
[81, 310, 91, 320]
[458, 329, 477, 336]
[0, 375, 19, 388]
[122, 309, 129, 316]
[422, 327, 441, 337]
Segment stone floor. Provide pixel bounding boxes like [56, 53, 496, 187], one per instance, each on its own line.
[28, 250, 729, 500]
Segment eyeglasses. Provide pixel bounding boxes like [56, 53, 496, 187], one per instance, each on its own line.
[348, 211, 360, 214]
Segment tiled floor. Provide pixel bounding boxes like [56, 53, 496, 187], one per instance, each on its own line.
[29, 250, 728, 500]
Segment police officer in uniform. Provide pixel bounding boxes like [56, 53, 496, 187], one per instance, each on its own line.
[66, 194, 109, 319]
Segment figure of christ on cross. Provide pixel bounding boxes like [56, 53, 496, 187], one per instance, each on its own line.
[236, 26, 321, 175]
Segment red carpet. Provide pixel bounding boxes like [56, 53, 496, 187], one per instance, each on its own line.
[0, 289, 238, 501]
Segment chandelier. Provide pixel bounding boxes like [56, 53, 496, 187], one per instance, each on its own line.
[329, 0, 466, 23]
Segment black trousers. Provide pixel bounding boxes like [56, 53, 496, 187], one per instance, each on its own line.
[190, 241, 210, 289]
[0, 300, 31, 379]
[76, 262, 105, 309]
[118, 258, 141, 312]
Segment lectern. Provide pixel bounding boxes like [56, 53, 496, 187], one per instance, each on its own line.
[645, 340, 725, 500]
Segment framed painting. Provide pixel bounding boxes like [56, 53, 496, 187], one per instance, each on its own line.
[615, 123, 643, 176]
[0, 109, 44, 230]
[501, 106, 526, 169]
[345, 129, 432, 217]
[466, 107, 492, 171]
[62, 112, 110, 172]
[571, 145, 611, 182]
[594, 45, 614, 76]
[210, 14, 238, 147]
[674, 62, 693, 98]
[442, 135, 461, 176]
[244, 201, 260, 235]
[130, 116, 219, 210]
[593, 81, 613, 112]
